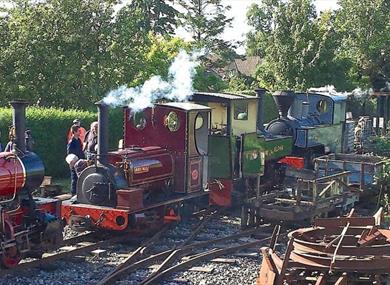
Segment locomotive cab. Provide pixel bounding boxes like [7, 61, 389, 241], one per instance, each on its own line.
[190, 91, 292, 207]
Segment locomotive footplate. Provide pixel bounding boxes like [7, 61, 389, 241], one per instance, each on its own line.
[61, 191, 209, 231]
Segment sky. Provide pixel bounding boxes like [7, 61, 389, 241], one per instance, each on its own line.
[175, 0, 340, 54]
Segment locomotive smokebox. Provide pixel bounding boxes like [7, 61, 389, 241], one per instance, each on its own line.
[273, 91, 295, 118]
[96, 101, 109, 165]
[10, 100, 28, 153]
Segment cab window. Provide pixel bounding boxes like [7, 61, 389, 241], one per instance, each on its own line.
[234, 101, 248, 120]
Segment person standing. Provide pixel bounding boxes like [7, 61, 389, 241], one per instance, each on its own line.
[84, 121, 98, 158]
[4, 126, 15, 152]
[67, 119, 86, 145]
[66, 125, 85, 196]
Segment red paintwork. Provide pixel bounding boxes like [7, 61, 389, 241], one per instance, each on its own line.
[279, 156, 305, 169]
[124, 106, 188, 193]
[61, 202, 130, 231]
[0, 152, 25, 197]
[108, 146, 174, 188]
[35, 197, 61, 216]
[209, 179, 232, 207]
[116, 188, 144, 211]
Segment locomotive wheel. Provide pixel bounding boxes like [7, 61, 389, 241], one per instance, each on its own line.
[1, 246, 21, 268]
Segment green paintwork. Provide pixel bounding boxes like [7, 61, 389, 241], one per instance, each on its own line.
[242, 133, 293, 176]
[208, 135, 232, 178]
[307, 124, 343, 153]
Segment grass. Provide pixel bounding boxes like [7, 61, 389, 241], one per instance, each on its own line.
[53, 177, 71, 194]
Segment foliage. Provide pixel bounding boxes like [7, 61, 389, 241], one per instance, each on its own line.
[246, 0, 351, 91]
[135, 35, 191, 85]
[193, 67, 227, 92]
[128, 0, 179, 36]
[336, 0, 390, 89]
[0, 0, 151, 109]
[226, 74, 257, 92]
[375, 160, 390, 208]
[0, 106, 123, 177]
[369, 137, 390, 157]
[178, 0, 236, 64]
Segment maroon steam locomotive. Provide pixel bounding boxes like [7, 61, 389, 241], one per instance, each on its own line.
[0, 101, 62, 268]
[61, 102, 213, 231]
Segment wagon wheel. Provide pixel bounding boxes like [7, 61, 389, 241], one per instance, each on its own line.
[1, 246, 21, 268]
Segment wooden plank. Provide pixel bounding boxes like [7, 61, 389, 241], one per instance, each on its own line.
[211, 258, 237, 264]
[59, 246, 78, 252]
[189, 266, 214, 273]
[233, 252, 259, 258]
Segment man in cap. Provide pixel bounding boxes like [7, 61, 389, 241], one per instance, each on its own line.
[67, 119, 86, 145]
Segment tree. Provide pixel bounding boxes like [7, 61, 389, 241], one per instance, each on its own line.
[127, 0, 179, 36]
[178, 0, 235, 62]
[336, 0, 390, 90]
[0, 0, 151, 108]
[0, 0, 117, 107]
[246, 0, 350, 91]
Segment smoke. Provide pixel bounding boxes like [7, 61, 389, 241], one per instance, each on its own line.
[103, 49, 204, 112]
[308, 85, 375, 100]
[308, 85, 348, 98]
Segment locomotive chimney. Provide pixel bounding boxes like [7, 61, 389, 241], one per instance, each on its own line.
[272, 90, 295, 118]
[255, 88, 266, 132]
[96, 101, 109, 165]
[10, 100, 28, 153]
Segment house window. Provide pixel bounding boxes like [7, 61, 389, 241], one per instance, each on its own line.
[234, 101, 248, 120]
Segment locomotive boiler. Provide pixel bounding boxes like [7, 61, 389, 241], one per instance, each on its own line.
[61, 102, 211, 231]
[0, 101, 62, 268]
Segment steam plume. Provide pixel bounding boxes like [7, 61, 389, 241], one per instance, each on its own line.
[103, 49, 203, 112]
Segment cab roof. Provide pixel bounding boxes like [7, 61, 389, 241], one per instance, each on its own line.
[157, 102, 211, 112]
[191, 91, 258, 103]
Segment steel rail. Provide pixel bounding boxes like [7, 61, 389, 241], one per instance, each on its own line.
[0, 233, 133, 277]
[99, 226, 271, 284]
[96, 224, 171, 285]
[97, 209, 216, 285]
[142, 234, 278, 285]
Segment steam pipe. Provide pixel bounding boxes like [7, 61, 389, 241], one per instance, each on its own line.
[10, 100, 28, 153]
[255, 88, 266, 132]
[301, 102, 309, 119]
[96, 101, 109, 165]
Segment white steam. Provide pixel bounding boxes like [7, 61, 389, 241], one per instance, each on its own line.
[308, 85, 374, 100]
[103, 49, 204, 112]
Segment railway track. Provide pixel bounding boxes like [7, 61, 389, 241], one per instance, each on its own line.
[96, 212, 279, 285]
[0, 211, 284, 285]
[0, 230, 138, 277]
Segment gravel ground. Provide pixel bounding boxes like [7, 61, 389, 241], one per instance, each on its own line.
[0, 213, 267, 285]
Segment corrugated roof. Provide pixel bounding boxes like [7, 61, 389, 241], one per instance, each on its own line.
[192, 92, 258, 101]
[159, 102, 211, 111]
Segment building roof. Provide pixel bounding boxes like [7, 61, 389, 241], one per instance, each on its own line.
[225, 56, 261, 77]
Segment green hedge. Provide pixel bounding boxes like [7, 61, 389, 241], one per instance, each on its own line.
[0, 106, 123, 177]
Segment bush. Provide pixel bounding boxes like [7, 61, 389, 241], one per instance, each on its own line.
[0, 106, 123, 177]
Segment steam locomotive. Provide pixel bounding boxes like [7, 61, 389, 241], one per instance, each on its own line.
[62, 102, 211, 231]
[0, 101, 62, 268]
[62, 88, 351, 232]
